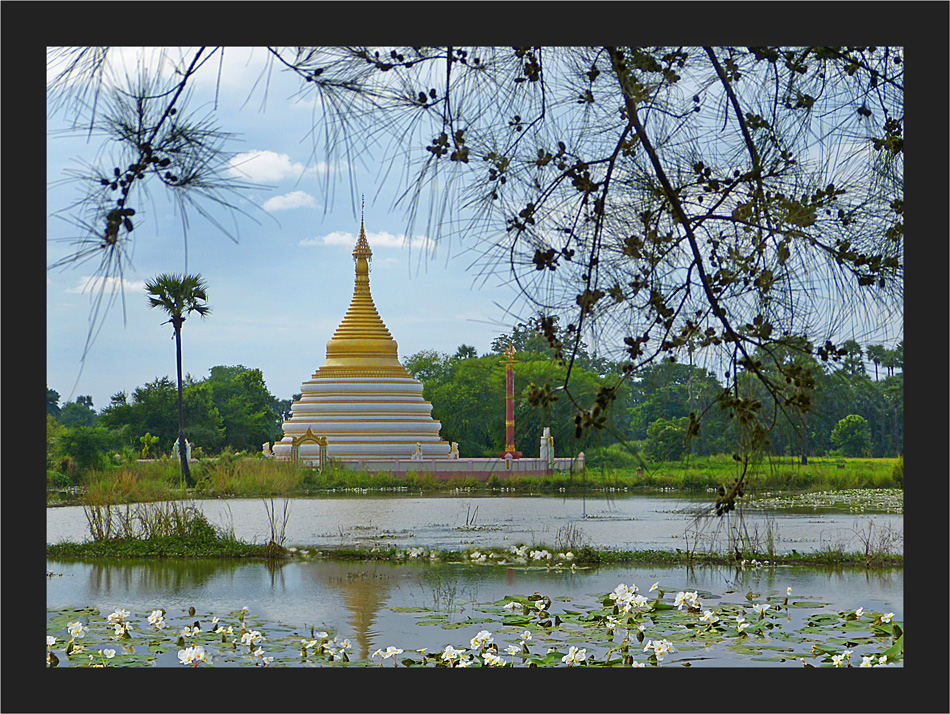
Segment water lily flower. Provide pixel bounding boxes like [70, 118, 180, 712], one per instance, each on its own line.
[67, 622, 87, 639]
[505, 645, 521, 658]
[503, 601, 520, 611]
[241, 630, 265, 647]
[561, 645, 587, 666]
[786, 587, 792, 597]
[470, 630, 493, 650]
[880, 612, 894, 623]
[100, 648, 116, 659]
[831, 653, 847, 667]
[673, 591, 701, 611]
[860, 655, 874, 667]
[483, 651, 505, 667]
[520, 630, 532, 642]
[854, 607, 864, 618]
[178, 645, 211, 667]
[649, 582, 659, 593]
[47, 636, 57, 648]
[700, 610, 719, 624]
[751, 603, 771, 619]
[107, 609, 130, 624]
[878, 655, 888, 665]
[441, 645, 466, 663]
[643, 639, 676, 662]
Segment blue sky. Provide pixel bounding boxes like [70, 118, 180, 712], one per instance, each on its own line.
[46, 48, 529, 410]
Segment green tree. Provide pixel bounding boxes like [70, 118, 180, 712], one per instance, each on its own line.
[145, 273, 211, 484]
[205, 366, 279, 452]
[839, 340, 866, 377]
[830, 414, 872, 457]
[453, 344, 478, 360]
[58, 396, 98, 427]
[865, 344, 887, 381]
[643, 417, 690, 462]
[46, 415, 67, 472]
[47, 387, 62, 417]
[59, 425, 113, 474]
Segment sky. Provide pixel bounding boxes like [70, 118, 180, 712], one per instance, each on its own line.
[46, 47, 906, 413]
[46, 48, 531, 411]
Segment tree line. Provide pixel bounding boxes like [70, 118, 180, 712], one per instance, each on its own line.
[47, 327, 901, 483]
[405, 323, 902, 462]
[46, 365, 288, 480]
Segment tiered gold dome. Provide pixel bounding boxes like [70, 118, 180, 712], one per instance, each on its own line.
[273, 215, 451, 463]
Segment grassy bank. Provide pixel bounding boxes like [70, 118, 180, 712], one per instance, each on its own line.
[47, 454, 903, 506]
[46, 538, 903, 570]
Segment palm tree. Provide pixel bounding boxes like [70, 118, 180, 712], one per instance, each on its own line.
[145, 273, 210, 484]
[865, 344, 886, 381]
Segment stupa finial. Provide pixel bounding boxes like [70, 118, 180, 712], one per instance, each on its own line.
[353, 195, 372, 261]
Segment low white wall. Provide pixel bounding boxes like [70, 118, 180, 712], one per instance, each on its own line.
[294, 454, 585, 477]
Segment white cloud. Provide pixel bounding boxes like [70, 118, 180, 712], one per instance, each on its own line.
[300, 230, 435, 252]
[262, 190, 316, 212]
[227, 150, 317, 183]
[66, 276, 147, 295]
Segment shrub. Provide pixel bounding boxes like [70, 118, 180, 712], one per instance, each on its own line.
[891, 454, 903, 488]
[644, 417, 690, 462]
[830, 414, 872, 457]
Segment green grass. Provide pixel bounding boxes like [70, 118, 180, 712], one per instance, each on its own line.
[46, 508, 268, 559]
[47, 453, 903, 507]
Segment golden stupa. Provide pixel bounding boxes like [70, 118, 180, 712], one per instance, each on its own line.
[272, 214, 451, 464]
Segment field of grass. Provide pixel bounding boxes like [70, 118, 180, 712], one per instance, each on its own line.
[46, 452, 903, 507]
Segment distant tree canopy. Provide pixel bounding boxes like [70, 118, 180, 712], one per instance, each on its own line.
[98, 365, 280, 455]
[48, 46, 904, 481]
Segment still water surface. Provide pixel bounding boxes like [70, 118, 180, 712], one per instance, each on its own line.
[46, 557, 903, 666]
[47, 493, 903, 555]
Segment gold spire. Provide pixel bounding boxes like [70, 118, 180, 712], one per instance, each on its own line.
[319, 209, 410, 378]
[353, 197, 373, 262]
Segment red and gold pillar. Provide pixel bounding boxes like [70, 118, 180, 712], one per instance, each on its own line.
[499, 342, 522, 459]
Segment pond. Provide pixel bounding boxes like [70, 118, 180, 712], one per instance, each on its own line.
[46, 556, 903, 668]
[46, 493, 903, 669]
[47, 492, 904, 556]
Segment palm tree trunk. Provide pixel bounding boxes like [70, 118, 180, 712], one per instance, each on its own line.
[174, 321, 191, 484]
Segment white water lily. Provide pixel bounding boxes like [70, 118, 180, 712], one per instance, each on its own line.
[700, 610, 719, 624]
[470, 630, 493, 650]
[441, 645, 466, 663]
[67, 621, 87, 639]
[880, 612, 894, 623]
[483, 651, 505, 667]
[107, 609, 130, 624]
[240, 630, 264, 647]
[561, 645, 587, 666]
[860, 655, 874, 667]
[673, 591, 701, 611]
[47, 636, 57, 648]
[178, 645, 211, 666]
[644, 639, 676, 662]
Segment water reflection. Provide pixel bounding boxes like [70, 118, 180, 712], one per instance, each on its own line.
[48, 556, 903, 664]
[308, 560, 397, 660]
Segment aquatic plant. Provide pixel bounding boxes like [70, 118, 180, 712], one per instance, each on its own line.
[46, 579, 904, 668]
